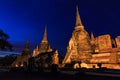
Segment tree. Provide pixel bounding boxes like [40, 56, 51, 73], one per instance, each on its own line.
[0, 54, 17, 66]
[0, 29, 12, 51]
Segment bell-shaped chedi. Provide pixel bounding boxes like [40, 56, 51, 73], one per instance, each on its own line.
[39, 27, 52, 53]
[21, 39, 30, 55]
[32, 27, 59, 67]
[63, 6, 92, 64]
[32, 27, 52, 57]
[11, 40, 31, 67]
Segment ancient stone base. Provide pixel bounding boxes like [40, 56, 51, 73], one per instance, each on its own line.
[87, 63, 120, 69]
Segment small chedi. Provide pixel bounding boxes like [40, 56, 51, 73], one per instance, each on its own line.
[32, 27, 53, 57]
[32, 27, 59, 68]
[11, 40, 31, 67]
[63, 6, 120, 69]
[11, 27, 59, 69]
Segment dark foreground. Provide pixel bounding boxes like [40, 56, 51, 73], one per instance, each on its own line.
[0, 71, 119, 80]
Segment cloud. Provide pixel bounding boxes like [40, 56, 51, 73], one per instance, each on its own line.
[0, 51, 19, 57]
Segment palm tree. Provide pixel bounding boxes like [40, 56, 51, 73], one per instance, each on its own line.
[0, 29, 12, 51]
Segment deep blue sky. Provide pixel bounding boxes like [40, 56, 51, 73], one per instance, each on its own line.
[0, 0, 120, 55]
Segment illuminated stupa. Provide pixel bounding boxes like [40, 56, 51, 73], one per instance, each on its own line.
[32, 27, 52, 57]
[11, 40, 30, 67]
[63, 6, 92, 64]
[32, 27, 59, 67]
[63, 6, 120, 69]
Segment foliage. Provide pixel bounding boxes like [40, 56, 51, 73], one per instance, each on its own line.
[33, 52, 54, 68]
[0, 54, 17, 66]
[28, 57, 35, 71]
[0, 29, 12, 51]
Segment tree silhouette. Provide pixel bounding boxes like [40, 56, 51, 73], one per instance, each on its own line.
[0, 29, 12, 51]
[0, 54, 17, 66]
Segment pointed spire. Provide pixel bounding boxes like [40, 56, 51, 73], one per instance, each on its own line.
[22, 39, 30, 55]
[36, 45, 39, 50]
[25, 39, 29, 49]
[90, 32, 96, 45]
[91, 32, 95, 40]
[75, 6, 84, 30]
[42, 26, 48, 43]
[75, 6, 83, 26]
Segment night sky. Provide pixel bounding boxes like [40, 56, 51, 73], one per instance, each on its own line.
[0, 0, 120, 56]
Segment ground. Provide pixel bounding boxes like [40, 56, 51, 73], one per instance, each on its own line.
[0, 70, 119, 80]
